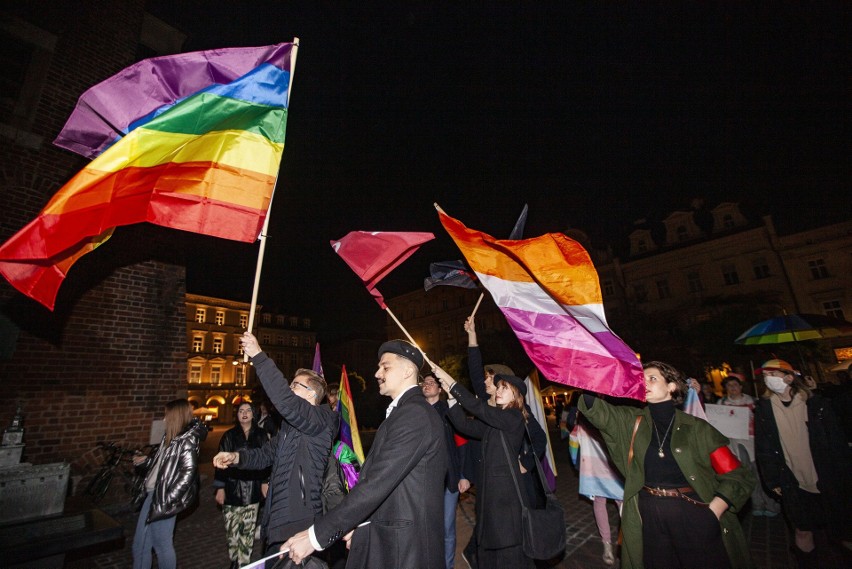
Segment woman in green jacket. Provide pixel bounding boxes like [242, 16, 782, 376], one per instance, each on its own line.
[579, 361, 755, 569]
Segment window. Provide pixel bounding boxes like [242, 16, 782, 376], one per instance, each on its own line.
[808, 259, 829, 279]
[676, 226, 688, 242]
[303, 318, 311, 328]
[277, 315, 285, 325]
[637, 239, 647, 253]
[722, 264, 740, 286]
[823, 300, 845, 320]
[262, 313, 271, 324]
[189, 365, 202, 384]
[291, 336, 299, 346]
[192, 336, 203, 352]
[261, 333, 270, 344]
[633, 283, 648, 304]
[303, 337, 311, 347]
[752, 258, 770, 279]
[722, 214, 734, 228]
[602, 279, 615, 297]
[656, 279, 672, 300]
[212, 338, 223, 353]
[234, 365, 245, 386]
[239, 314, 248, 329]
[277, 335, 285, 346]
[289, 316, 298, 327]
[195, 308, 205, 323]
[687, 272, 703, 293]
[211, 366, 222, 386]
[290, 353, 298, 367]
[215, 311, 225, 325]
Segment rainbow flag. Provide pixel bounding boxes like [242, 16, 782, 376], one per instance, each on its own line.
[338, 365, 365, 464]
[0, 43, 294, 310]
[438, 208, 645, 400]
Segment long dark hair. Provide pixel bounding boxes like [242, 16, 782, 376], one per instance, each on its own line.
[164, 398, 193, 446]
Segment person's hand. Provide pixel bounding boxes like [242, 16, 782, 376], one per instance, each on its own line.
[240, 332, 262, 358]
[464, 316, 478, 346]
[215, 488, 225, 506]
[342, 530, 354, 550]
[458, 479, 471, 493]
[687, 377, 700, 392]
[708, 496, 728, 520]
[284, 530, 316, 564]
[213, 451, 239, 469]
[132, 453, 147, 466]
[431, 365, 455, 392]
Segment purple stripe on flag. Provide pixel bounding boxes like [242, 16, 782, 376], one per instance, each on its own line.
[54, 43, 294, 159]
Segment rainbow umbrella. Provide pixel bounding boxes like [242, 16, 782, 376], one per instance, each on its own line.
[735, 313, 852, 345]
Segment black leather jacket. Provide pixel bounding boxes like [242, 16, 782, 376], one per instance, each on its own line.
[214, 424, 268, 506]
[144, 418, 207, 522]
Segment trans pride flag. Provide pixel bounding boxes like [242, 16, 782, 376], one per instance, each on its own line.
[438, 208, 644, 400]
[0, 43, 294, 310]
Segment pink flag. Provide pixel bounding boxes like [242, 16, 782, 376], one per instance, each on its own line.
[330, 231, 434, 308]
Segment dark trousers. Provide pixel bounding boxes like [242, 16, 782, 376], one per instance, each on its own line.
[638, 490, 730, 569]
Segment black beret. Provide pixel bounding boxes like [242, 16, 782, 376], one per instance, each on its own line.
[378, 340, 424, 369]
[495, 373, 527, 397]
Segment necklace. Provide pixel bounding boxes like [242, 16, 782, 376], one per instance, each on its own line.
[652, 415, 676, 458]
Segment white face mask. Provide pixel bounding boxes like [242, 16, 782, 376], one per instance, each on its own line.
[764, 376, 789, 394]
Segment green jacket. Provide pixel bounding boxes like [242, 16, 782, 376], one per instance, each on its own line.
[579, 396, 755, 569]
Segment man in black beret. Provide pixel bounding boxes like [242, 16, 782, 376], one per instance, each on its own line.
[285, 339, 448, 568]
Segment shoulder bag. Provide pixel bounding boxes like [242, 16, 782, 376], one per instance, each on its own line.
[500, 428, 566, 560]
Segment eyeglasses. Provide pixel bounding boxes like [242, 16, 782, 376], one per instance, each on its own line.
[421, 380, 438, 388]
[291, 381, 314, 392]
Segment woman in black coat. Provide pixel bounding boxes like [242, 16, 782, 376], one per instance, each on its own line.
[433, 365, 534, 569]
[214, 402, 269, 569]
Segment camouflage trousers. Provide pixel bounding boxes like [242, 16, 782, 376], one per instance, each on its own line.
[223, 503, 260, 564]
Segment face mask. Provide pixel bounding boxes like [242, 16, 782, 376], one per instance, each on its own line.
[764, 376, 789, 394]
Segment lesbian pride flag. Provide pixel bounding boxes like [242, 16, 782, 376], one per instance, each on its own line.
[0, 43, 294, 310]
[438, 209, 644, 400]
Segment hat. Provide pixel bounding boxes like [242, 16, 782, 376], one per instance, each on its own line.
[494, 373, 527, 397]
[755, 359, 799, 375]
[484, 363, 515, 377]
[378, 340, 424, 369]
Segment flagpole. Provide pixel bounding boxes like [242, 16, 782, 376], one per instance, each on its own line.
[470, 293, 484, 318]
[385, 306, 434, 368]
[245, 38, 300, 352]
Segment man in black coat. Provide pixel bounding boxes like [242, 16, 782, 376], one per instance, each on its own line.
[285, 340, 448, 568]
[213, 333, 338, 556]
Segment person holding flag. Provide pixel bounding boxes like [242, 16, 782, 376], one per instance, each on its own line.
[579, 361, 755, 569]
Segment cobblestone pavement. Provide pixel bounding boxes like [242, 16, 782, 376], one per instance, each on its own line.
[63, 419, 849, 568]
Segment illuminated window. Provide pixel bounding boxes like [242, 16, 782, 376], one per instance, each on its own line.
[195, 308, 205, 323]
[215, 311, 225, 325]
[289, 316, 298, 327]
[239, 314, 248, 329]
[211, 366, 222, 386]
[291, 336, 299, 346]
[212, 338, 223, 354]
[192, 336, 203, 352]
[189, 365, 202, 383]
[277, 315, 285, 325]
[234, 366, 245, 386]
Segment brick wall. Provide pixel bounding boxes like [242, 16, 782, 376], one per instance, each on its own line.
[0, 0, 190, 497]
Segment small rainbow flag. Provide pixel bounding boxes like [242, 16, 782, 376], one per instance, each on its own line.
[0, 43, 294, 310]
[438, 208, 644, 400]
[338, 365, 365, 464]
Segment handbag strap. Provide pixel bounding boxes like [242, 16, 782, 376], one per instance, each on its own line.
[499, 431, 527, 506]
[522, 422, 556, 497]
[627, 415, 642, 467]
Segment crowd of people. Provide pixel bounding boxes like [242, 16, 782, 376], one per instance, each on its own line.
[125, 319, 850, 569]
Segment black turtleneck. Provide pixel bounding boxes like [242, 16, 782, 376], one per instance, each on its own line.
[644, 400, 690, 488]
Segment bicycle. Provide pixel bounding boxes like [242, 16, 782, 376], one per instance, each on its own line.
[85, 441, 157, 505]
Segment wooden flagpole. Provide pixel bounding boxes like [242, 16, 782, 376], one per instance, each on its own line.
[245, 38, 299, 358]
[385, 305, 434, 369]
[470, 293, 484, 318]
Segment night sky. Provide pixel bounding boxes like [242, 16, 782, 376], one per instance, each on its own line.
[146, 3, 850, 340]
